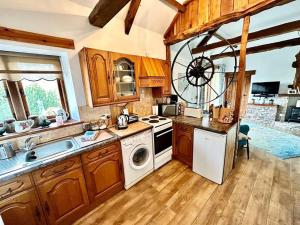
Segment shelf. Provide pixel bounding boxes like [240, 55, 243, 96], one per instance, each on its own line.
[278, 94, 300, 97]
[115, 70, 134, 72]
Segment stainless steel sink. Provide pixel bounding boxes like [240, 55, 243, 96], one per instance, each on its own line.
[24, 138, 79, 163]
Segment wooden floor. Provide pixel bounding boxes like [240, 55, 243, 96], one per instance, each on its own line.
[74, 148, 300, 225]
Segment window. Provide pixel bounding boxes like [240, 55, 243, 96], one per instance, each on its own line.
[22, 80, 62, 117]
[0, 81, 14, 121]
[0, 51, 68, 122]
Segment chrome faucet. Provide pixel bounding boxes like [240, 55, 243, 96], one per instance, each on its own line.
[23, 136, 40, 152]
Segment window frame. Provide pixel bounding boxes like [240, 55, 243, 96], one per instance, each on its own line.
[2, 79, 69, 122]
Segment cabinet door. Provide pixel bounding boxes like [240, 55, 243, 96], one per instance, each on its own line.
[86, 48, 113, 106]
[162, 60, 171, 96]
[110, 52, 140, 103]
[83, 151, 124, 206]
[37, 168, 89, 225]
[0, 189, 46, 225]
[173, 123, 193, 167]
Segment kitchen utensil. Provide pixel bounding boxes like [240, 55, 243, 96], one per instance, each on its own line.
[0, 143, 15, 160]
[152, 105, 158, 115]
[0, 122, 7, 136]
[117, 114, 129, 129]
[54, 107, 69, 122]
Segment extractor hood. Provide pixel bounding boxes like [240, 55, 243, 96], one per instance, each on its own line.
[139, 57, 165, 87]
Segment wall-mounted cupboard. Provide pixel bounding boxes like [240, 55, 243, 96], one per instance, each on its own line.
[79, 48, 171, 107]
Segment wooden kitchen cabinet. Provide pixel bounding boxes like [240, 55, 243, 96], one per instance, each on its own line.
[79, 48, 113, 107]
[173, 123, 194, 167]
[36, 168, 89, 225]
[82, 142, 124, 207]
[0, 189, 46, 225]
[152, 59, 171, 97]
[110, 52, 140, 103]
[79, 48, 140, 107]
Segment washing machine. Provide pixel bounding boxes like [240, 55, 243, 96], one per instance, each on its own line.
[121, 129, 154, 190]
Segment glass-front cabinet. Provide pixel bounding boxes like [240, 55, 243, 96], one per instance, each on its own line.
[110, 53, 140, 102]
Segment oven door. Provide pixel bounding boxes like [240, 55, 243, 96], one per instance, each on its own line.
[154, 127, 173, 156]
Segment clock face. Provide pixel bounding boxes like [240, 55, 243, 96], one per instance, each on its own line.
[171, 34, 237, 106]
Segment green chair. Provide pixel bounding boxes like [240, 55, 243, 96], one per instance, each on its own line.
[238, 125, 250, 159]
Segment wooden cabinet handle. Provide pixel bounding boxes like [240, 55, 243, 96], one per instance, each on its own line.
[52, 165, 69, 174]
[35, 206, 42, 221]
[44, 201, 50, 215]
[0, 181, 24, 199]
[98, 149, 109, 157]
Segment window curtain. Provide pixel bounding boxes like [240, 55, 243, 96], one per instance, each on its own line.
[0, 51, 63, 81]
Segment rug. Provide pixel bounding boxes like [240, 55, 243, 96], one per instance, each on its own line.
[241, 120, 300, 160]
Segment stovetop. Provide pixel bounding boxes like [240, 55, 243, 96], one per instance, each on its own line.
[139, 115, 172, 127]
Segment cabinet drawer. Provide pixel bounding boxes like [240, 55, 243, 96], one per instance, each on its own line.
[0, 174, 33, 200]
[81, 141, 120, 164]
[32, 156, 81, 185]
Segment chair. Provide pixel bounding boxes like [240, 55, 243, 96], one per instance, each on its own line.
[238, 125, 250, 159]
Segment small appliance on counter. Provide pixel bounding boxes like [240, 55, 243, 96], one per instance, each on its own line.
[128, 114, 139, 124]
[158, 103, 180, 116]
[116, 114, 129, 129]
[0, 143, 15, 160]
[184, 107, 203, 118]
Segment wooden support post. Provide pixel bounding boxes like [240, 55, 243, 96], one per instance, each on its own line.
[233, 16, 250, 122]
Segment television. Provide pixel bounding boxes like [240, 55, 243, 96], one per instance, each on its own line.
[251, 81, 280, 96]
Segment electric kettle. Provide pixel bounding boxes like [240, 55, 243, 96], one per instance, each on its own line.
[116, 114, 129, 130]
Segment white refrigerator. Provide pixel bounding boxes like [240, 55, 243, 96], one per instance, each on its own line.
[193, 128, 227, 184]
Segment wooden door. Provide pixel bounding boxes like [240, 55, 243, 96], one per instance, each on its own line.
[83, 151, 124, 207]
[0, 189, 46, 225]
[173, 123, 194, 167]
[110, 52, 140, 103]
[37, 168, 89, 225]
[81, 48, 113, 106]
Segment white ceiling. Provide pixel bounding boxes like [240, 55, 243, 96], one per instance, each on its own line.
[0, 0, 182, 35]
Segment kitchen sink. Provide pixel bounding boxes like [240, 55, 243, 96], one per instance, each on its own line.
[24, 138, 79, 163]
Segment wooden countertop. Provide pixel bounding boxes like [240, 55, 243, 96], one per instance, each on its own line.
[170, 115, 237, 134]
[109, 122, 153, 139]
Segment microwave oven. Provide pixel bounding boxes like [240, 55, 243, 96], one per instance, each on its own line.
[158, 104, 179, 116]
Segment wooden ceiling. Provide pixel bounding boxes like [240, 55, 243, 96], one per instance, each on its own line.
[164, 0, 294, 45]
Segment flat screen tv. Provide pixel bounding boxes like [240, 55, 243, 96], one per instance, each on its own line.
[251, 81, 280, 96]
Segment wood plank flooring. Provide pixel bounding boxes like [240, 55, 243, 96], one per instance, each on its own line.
[74, 148, 300, 225]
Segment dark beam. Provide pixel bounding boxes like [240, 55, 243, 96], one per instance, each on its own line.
[211, 37, 300, 60]
[192, 19, 300, 54]
[196, 27, 220, 47]
[125, 0, 141, 34]
[161, 0, 186, 12]
[89, 0, 131, 28]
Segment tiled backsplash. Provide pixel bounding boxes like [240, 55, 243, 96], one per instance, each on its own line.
[0, 88, 155, 149]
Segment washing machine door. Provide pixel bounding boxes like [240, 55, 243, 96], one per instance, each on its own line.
[129, 144, 151, 170]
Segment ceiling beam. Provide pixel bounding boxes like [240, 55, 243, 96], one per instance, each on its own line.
[196, 28, 220, 48]
[192, 19, 300, 54]
[89, 0, 131, 28]
[210, 37, 300, 60]
[125, 0, 141, 34]
[0, 26, 74, 49]
[161, 0, 186, 12]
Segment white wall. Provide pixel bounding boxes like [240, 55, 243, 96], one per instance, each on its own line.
[0, 10, 166, 107]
